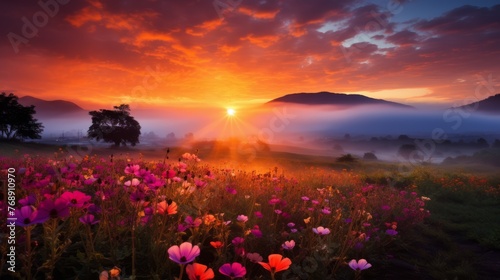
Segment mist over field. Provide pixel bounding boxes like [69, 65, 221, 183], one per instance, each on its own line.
[32, 103, 500, 167]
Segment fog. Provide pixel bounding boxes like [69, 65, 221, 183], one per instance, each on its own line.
[34, 104, 500, 165]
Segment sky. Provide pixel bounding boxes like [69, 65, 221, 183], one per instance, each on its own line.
[1, 0, 499, 111]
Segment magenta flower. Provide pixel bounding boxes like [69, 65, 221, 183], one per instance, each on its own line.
[251, 225, 262, 238]
[61, 190, 91, 208]
[226, 186, 237, 194]
[386, 229, 398, 236]
[348, 259, 372, 271]
[168, 242, 200, 264]
[79, 214, 99, 225]
[219, 262, 246, 279]
[254, 211, 263, 218]
[232, 237, 244, 247]
[37, 197, 70, 221]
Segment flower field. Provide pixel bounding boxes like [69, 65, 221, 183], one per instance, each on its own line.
[1, 149, 499, 280]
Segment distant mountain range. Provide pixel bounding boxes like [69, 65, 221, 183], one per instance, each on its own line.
[18, 96, 86, 118]
[267, 91, 415, 109]
[455, 93, 500, 114]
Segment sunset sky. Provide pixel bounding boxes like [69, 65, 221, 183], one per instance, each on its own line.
[1, 0, 499, 110]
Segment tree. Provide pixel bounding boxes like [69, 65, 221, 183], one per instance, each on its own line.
[88, 104, 141, 146]
[0, 92, 43, 140]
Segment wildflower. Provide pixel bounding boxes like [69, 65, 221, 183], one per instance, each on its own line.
[124, 164, 140, 175]
[157, 200, 178, 215]
[303, 217, 311, 224]
[109, 266, 121, 278]
[203, 214, 216, 225]
[321, 207, 331, 214]
[186, 263, 214, 280]
[61, 191, 92, 208]
[348, 259, 372, 271]
[195, 179, 207, 189]
[312, 226, 330, 235]
[210, 241, 224, 249]
[185, 216, 202, 228]
[37, 197, 70, 221]
[237, 215, 248, 223]
[246, 252, 263, 263]
[219, 262, 246, 279]
[254, 211, 263, 218]
[251, 225, 263, 238]
[282, 240, 295, 250]
[287, 222, 295, 228]
[232, 237, 244, 247]
[301, 196, 309, 201]
[79, 214, 99, 225]
[168, 242, 200, 264]
[259, 254, 292, 274]
[386, 229, 398, 236]
[18, 195, 36, 206]
[14, 206, 44, 226]
[226, 186, 237, 195]
[124, 178, 140, 187]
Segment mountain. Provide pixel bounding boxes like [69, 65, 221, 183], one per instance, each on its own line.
[267, 91, 414, 109]
[18, 96, 86, 117]
[455, 94, 500, 114]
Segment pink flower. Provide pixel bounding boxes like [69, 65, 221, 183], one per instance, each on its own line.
[312, 226, 330, 235]
[251, 225, 262, 238]
[237, 215, 248, 223]
[282, 240, 295, 250]
[167, 242, 200, 264]
[219, 262, 246, 279]
[348, 259, 372, 271]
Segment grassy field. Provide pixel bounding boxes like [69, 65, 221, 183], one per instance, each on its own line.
[1, 141, 499, 279]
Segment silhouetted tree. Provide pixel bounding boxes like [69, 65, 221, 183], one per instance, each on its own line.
[337, 154, 357, 163]
[0, 92, 43, 140]
[87, 104, 141, 146]
[363, 152, 378, 160]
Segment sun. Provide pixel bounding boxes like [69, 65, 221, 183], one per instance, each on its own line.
[227, 108, 236, 116]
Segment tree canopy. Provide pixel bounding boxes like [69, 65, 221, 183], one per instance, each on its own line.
[87, 104, 141, 146]
[0, 92, 44, 140]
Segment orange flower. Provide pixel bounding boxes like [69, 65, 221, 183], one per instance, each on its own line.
[157, 200, 178, 215]
[210, 241, 224, 249]
[258, 254, 292, 273]
[109, 266, 121, 278]
[186, 263, 214, 280]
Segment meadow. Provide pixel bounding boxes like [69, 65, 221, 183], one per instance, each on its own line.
[1, 142, 499, 280]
